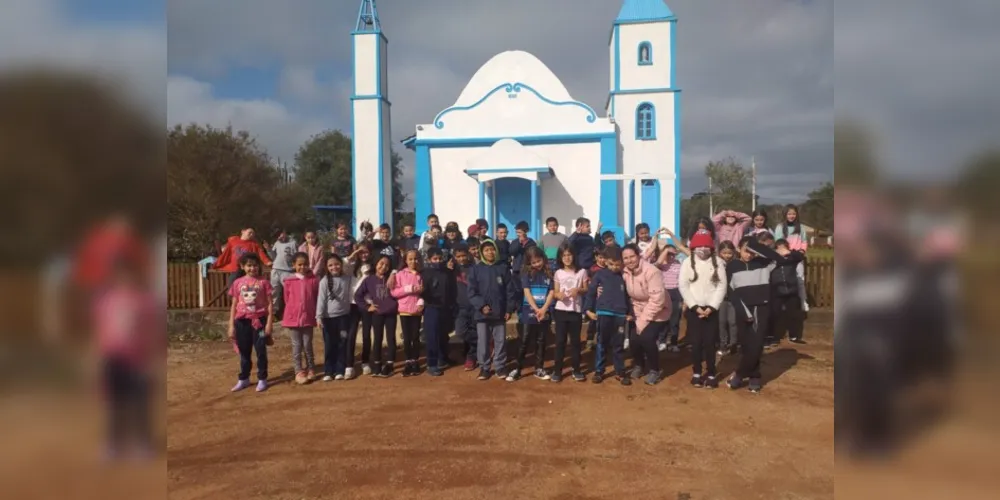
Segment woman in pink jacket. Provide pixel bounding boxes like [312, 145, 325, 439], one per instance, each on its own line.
[621, 244, 669, 385]
[391, 250, 425, 376]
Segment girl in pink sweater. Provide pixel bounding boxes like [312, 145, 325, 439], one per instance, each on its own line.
[391, 250, 425, 376]
[283, 252, 320, 384]
[713, 210, 752, 247]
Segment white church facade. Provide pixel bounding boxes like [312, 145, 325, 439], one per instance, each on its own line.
[351, 0, 681, 241]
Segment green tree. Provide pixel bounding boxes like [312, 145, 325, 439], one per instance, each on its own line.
[167, 124, 311, 260]
[292, 129, 406, 227]
[799, 182, 834, 232]
[705, 157, 754, 214]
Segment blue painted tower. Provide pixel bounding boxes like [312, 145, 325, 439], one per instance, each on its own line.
[351, 0, 393, 230]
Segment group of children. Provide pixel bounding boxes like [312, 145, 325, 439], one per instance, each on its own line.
[225, 205, 811, 395]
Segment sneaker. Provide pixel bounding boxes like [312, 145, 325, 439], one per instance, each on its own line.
[381, 363, 394, 378]
[477, 369, 491, 381]
[370, 363, 382, 377]
[295, 371, 308, 385]
[345, 368, 355, 380]
[668, 345, 681, 353]
[657, 342, 667, 352]
[428, 367, 443, 377]
[790, 338, 806, 344]
[334, 374, 345, 381]
[748, 378, 762, 394]
[690, 373, 703, 387]
[362, 364, 372, 376]
[644, 370, 660, 386]
[306, 369, 316, 381]
[534, 369, 551, 381]
[573, 371, 587, 382]
[630, 365, 644, 379]
[410, 363, 422, 376]
[618, 374, 632, 386]
[592, 372, 604, 384]
[506, 369, 521, 382]
[463, 359, 476, 371]
[550, 374, 563, 383]
[402, 363, 413, 377]
[255, 380, 268, 392]
[438, 361, 450, 370]
[716, 349, 725, 357]
[231, 379, 251, 392]
[727, 375, 744, 390]
[322, 375, 334, 382]
[705, 376, 719, 389]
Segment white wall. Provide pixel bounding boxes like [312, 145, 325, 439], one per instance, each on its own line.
[353, 99, 381, 226]
[618, 21, 674, 90]
[615, 91, 678, 232]
[354, 34, 377, 95]
[427, 142, 601, 233]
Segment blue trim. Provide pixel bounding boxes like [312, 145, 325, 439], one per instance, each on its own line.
[530, 181, 540, 241]
[613, 17, 676, 25]
[613, 25, 621, 93]
[478, 182, 485, 220]
[628, 180, 636, 233]
[433, 82, 597, 130]
[605, 88, 681, 112]
[615, 0, 675, 23]
[638, 41, 652, 65]
[350, 95, 391, 106]
[674, 90, 681, 232]
[375, 35, 385, 226]
[411, 131, 614, 148]
[465, 166, 551, 175]
[350, 34, 357, 231]
[485, 182, 494, 232]
[414, 144, 432, 233]
[670, 18, 676, 88]
[599, 135, 623, 241]
[636, 102, 656, 140]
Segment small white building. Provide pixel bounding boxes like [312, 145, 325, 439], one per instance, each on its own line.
[351, 0, 681, 241]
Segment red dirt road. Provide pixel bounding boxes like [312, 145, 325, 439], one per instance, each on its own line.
[168, 314, 834, 499]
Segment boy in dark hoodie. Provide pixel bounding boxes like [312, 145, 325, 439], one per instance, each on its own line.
[420, 247, 456, 376]
[494, 223, 512, 269]
[452, 245, 478, 370]
[567, 217, 602, 271]
[508, 221, 536, 343]
[468, 238, 518, 381]
[584, 246, 633, 385]
[399, 223, 421, 253]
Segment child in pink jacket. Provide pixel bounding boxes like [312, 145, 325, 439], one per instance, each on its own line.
[622, 244, 670, 385]
[283, 252, 320, 384]
[391, 250, 425, 376]
[713, 210, 752, 247]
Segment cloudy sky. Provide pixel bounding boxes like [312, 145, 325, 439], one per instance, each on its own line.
[5, 0, 997, 208]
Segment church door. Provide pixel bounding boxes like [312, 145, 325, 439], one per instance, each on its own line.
[493, 177, 532, 235]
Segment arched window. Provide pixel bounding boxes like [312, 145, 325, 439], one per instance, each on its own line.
[638, 42, 652, 65]
[636, 103, 655, 140]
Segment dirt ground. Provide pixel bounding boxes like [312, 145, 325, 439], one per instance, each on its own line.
[167, 312, 834, 500]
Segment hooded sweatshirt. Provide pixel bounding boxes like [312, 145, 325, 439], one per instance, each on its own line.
[421, 262, 456, 308]
[390, 268, 425, 315]
[467, 238, 518, 322]
[281, 273, 320, 328]
[623, 260, 669, 333]
[213, 236, 272, 272]
[568, 231, 598, 269]
[316, 273, 354, 319]
[270, 238, 299, 272]
[298, 241, 325, 276]
[354, 274, 398, 315]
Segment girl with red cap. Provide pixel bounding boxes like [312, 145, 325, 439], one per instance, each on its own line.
[678, 229, 728, 388]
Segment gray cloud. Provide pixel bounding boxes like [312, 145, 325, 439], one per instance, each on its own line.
[168, 0, 838, 206]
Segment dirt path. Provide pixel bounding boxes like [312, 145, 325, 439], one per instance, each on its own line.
[168, 313, 834, 499]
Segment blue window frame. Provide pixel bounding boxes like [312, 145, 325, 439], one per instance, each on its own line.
[638, 41, 652, 65]
[636, 102, 656, 140]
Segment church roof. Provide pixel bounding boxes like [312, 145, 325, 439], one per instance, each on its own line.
[615, 0, 675, 23]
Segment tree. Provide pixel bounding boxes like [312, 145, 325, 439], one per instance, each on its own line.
[799, 182, 834, 232]
[705, 157, 754, 214]
[292, 130, 406, 227]
[167, 124, 311, 260]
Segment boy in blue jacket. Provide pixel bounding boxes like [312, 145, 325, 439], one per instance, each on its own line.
[584, 246, 633, 385]
[468, 238, 518, 380]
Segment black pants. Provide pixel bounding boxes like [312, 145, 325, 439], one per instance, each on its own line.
[358, 308, 373, 364]
[686, 309, 720, 376]
[735, 305, 771, 380]
[399, 314, 422, 362]
[663, 289, 683, 344]
[515, 322, 549, 372]
[771, 294, 804, 341]
[321, 315, 350, 376]
[631, 321, 665, 373]
[595, 315, 627, 375]
[104, 357, 151, 450]
[455, 306, 477, 361]
[553, 310, 583, 375]
[372, 313, 398, 365]
[234, 318, 268, 380]
[423, 306, 445, 367]
[344, 305, 362, 367]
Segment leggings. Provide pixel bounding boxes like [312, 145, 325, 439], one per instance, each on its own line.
[663, 289, 683, 344]
[515, 322, 550, 372]
[344, 305, 363, 368]
[553, 310, 583, 375]
[686, 309, 720, 376]
[357, 308, 373, 364]
[399, 314, 422, 362]
[371, 313, 398, 365]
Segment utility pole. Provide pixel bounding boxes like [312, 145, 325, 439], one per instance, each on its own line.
[708, 173, 714, 217]
[751, 156, 757, 211]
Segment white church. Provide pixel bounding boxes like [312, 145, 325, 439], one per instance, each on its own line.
[350, 0, 680, 241]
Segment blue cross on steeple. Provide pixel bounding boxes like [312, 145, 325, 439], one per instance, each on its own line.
[355, 0, 381, 32]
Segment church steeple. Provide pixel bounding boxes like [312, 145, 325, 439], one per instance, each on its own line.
[355, 0, 381, 32]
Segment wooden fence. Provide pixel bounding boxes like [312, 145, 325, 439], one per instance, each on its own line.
[168, 258, 836, 310]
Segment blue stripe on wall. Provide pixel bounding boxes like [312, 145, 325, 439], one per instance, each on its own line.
[599, 135, 623, 242]
[414, 144, 432, 232]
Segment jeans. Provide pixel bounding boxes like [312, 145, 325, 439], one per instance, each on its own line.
[595, 315, 627, 375]
[662, 289, 683, 344]
[358, 308, 373, 364]
[718, 301, 738, 349]
[477, 321, 507, 372]
[321, 315, 350, 376]
[234, 318, 268, 380]
[424, 305, 444, 368]
[455, 306, 477, 361]
[344, 305, 362, 368]
[553, 310, 583, 375]
[515, 322, 550, 372]
[686, 309, 720, 376]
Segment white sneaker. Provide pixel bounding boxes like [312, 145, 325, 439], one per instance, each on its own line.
[322, 375, 334, 382]
[657, 342, 667, 352]
[334, 374, 345, 381]
[716, 350, 725, 357]
[362, 364, 372, 376]
[505, 369, 520, 382]
[345, 368, 355, 380]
